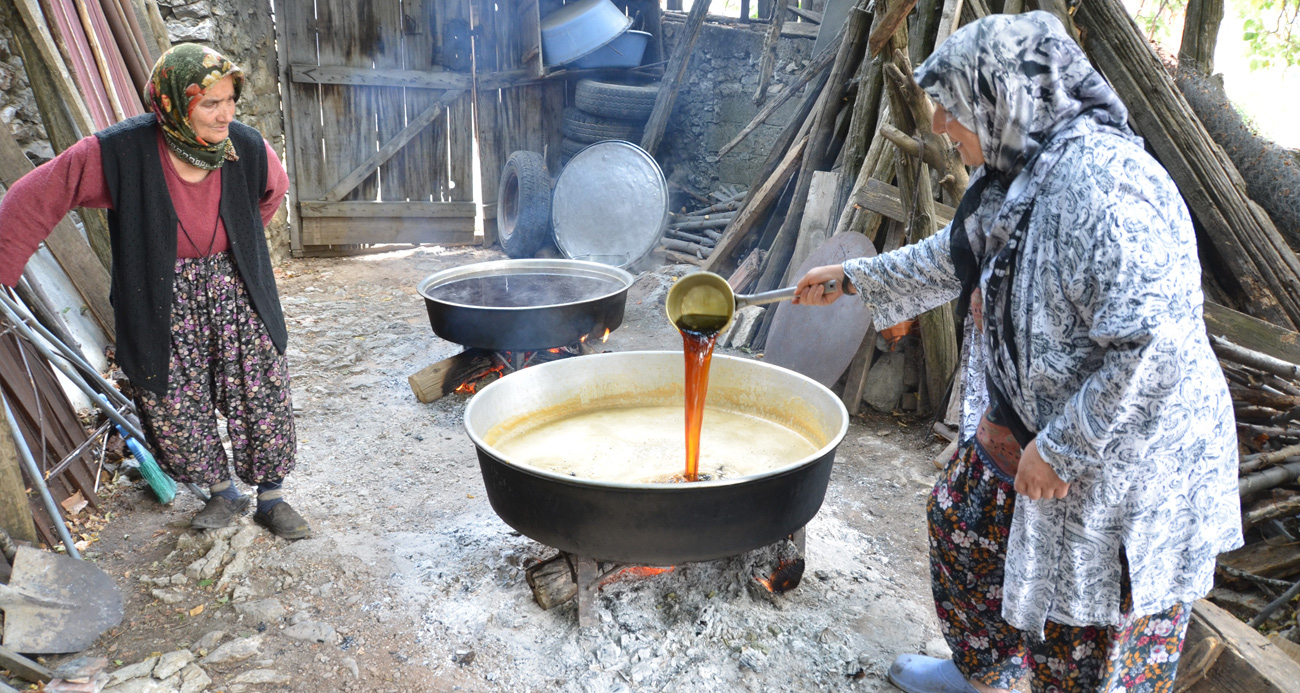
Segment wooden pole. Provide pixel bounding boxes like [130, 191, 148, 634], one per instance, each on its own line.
[0, 398, 39, 545]
[1178, 0, 1224, 75]
[753, 0, 789, 103]
[641, 0, 710, 156]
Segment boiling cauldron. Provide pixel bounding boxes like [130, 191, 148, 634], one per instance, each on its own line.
[463, 352, 849, 565]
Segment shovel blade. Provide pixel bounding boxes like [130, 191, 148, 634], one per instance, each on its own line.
[0, 547, 124, 654]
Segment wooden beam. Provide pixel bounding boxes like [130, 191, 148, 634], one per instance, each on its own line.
[291, 64, 475, 90]
[704, 136, 808, 272]
[855, 177, 955, 226]
[9, 0, 95, 135]
[753, 0, 789, 104]
[640, 0, 710, 156]
[0, 126, 115, 341]
[868, 0, 919, 57]
[408, 349, 493, 403]
[787, 5, 821, 22]
[1176, 600, 1300, 692]
[299, 217, 478, 247]
[320, 89, 466, 203]
[298, 201, 478, 218]
[0, 645, 53, 683]
[1204, 301, 1300, 366]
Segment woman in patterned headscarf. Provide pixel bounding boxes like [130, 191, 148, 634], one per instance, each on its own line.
[796, 12, 1240, 693]
[0, 44, 310, 540]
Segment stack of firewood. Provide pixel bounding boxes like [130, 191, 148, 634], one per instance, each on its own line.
[660, 188, 747, 265]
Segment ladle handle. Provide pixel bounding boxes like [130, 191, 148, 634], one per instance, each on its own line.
[735, 280, 838, 309]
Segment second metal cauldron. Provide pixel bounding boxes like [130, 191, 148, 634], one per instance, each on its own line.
[418, 259, 635, 351]
[463, 352, 849, 565]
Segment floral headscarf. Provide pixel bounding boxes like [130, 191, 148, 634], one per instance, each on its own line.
[912, 12, 1141, 441]
[145, 43, 244, 170]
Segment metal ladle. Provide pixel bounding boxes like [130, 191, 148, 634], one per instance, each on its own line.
[665, 271, 838, 334]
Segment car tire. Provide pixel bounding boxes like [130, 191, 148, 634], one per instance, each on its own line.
[497, 150, 551, 259]
[574, 79, 659, 120]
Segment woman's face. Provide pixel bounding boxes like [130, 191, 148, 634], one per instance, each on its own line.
[931, 104, 984, 167]
[191, 76, 237, 145]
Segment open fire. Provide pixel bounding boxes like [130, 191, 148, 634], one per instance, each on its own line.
[412, 330, 610, 402]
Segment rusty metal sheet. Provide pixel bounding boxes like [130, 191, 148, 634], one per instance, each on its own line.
[762, 232, 877, 388]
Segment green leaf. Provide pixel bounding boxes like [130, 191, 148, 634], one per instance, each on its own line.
[216, 596, 229, 604]
[198, 578, 214, 588]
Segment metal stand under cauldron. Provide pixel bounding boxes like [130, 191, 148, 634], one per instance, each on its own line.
[525, 528, 808, 627]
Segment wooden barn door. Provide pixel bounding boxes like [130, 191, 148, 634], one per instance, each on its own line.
[278, 0, 478, 254]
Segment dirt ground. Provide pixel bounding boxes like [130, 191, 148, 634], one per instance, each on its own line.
[37, 245, 954, 693]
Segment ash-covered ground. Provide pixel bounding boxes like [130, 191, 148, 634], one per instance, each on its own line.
[74, 245, 949, 693]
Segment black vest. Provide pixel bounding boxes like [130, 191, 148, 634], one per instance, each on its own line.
[96, 115, 287, 395]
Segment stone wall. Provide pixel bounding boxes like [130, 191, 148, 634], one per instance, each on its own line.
[657, 18, 816, 198]
[0, 2, 290, 263]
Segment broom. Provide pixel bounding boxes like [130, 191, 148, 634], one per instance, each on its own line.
[116, 423, 176, 504]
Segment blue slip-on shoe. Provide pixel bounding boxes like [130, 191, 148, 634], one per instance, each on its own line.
[887, 654, 980, 693]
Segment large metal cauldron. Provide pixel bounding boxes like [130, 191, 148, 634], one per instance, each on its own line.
[418, 259, 635, 351]
[463, 352, 849, 565]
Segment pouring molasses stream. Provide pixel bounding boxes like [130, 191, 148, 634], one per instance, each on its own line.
[666, 272, 839, 481]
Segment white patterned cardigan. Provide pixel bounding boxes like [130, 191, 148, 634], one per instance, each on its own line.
[843, 132, 1243, 635]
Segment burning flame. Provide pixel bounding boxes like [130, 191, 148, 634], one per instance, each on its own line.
[580, 334, 588, 343]
[755, 558, 805, 595]
[547, 348, 562, 354]
[454, 364, 506, 394]
[601, 328, 611, 343]
[600, 565, 675, 586]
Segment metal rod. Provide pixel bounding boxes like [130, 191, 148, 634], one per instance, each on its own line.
[0, 296, 147, 442]
[1, 391, 80, 559]
[736, 280, 838, 308]
[0, 293, 131, 409]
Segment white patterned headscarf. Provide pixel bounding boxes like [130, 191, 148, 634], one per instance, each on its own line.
[913, 11, 1141, 439]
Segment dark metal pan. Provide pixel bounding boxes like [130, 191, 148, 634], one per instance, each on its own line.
[418, 259, 635, 351]
[463, 352, 849, 565]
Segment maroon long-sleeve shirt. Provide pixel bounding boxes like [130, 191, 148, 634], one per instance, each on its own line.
[0, 130, 289, 286]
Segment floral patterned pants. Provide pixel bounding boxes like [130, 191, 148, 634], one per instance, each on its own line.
[130, 253, 296, 488]
[928, 443, 1191, 693]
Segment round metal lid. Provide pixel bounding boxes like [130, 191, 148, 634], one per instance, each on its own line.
[551, 141, 668, 269]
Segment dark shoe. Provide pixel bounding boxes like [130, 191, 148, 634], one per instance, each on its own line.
[191, 495, 250, 530]
[254, 502, 311, 540]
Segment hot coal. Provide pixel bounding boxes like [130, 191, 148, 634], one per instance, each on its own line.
[426, 274, 621, 308]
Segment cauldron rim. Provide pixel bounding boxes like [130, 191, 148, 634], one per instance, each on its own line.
[463, 351, 850, 490]
[417, 258, 635, 311]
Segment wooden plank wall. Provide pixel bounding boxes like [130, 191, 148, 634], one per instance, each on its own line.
[473, 0, 567, 244]
[283, 0, 478, 252]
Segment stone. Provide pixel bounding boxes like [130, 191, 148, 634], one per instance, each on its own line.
[218, 549, 253, 588]
[739, 647, 768, 673]
[53, 655, 107, 680]
[102, 678, 168, 693]
[229, 525, 261, 551]
[150, 588, 187, 604]
[175, 533, 211, 554]
[166, 17, 216, 43]
[152, 650, 194, 680]
[200, 634, 264, 665]
[862, 351, 906, 413]
[283, 620, 339, 644]
[191, 630, 226, 654]
[232, 669, 291, 685]
[341, 657, 359, 679]
[234, 598, 285, 623]
[107, 657, 158, 686]
[179, 664, 211, 693]
[171, 2, 211, 20]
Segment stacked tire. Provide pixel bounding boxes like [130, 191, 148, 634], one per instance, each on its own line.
[561, 79, 660, 166]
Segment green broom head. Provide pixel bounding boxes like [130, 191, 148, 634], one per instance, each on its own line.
[117, 425, 176, 504]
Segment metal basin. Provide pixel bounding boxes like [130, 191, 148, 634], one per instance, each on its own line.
[418, 259, 635, 351]
[463, 352, 849, 565]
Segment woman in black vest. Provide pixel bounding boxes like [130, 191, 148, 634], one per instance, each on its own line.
[0, 44, 308, 539]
